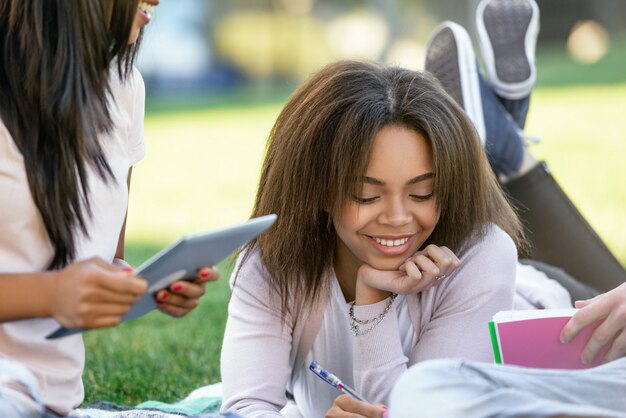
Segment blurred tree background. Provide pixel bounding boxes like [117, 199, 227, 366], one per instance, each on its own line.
[139, 0, 626, 100]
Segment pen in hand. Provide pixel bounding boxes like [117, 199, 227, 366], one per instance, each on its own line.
[309, 361, 368, 403]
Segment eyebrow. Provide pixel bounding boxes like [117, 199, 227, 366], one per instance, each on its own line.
[362, 172, 435, 186]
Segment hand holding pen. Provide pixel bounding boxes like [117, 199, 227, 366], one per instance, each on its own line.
[309, 361, 388, 417]
[309, 361, 367, 402]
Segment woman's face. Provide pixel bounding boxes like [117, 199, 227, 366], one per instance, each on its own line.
[129, 0, 160, 44]
[333, 124, 440, 281]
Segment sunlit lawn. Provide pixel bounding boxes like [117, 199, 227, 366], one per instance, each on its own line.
[82, 82, 626, 406]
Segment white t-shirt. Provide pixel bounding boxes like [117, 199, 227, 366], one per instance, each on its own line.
[0, 67, 146, 415]
[291, 279, 416, 418]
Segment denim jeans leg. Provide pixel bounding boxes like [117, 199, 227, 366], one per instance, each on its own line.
[479, 72, 525, 177]
[390, 358, 626, 418]
[498, 94, 531, 130]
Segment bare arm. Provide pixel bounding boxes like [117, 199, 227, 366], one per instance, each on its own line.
[0, 259, 147, 328]
[0, 272, 57, 322]
[114, 168, 132, 263]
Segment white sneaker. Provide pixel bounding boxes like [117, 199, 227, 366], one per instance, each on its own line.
[476, 0, 540, 99]
[425, 21, 486, 144]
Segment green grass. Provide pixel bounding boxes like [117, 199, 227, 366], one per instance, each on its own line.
[83, 255, 233, 405]
[82, 80, 626, 406]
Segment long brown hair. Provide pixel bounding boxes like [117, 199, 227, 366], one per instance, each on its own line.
[241, 60, 524, 316]
[0, 0, 141, 269]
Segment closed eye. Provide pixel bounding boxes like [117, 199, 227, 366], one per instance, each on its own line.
[409, 192, 434, 202]
[352, 195, 379, 204]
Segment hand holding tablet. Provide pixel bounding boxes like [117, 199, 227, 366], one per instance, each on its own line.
[47, 214, 277, 339]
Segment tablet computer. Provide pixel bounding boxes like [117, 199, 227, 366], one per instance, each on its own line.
[47, 214, 277, 339]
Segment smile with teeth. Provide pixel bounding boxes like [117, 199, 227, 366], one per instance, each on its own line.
[138, 2, 156, 18]
[371, 236, 410, 247]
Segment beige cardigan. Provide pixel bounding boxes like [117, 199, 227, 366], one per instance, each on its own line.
[221, 225, 517, 417]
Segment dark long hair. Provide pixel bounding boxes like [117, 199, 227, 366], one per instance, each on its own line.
[0, 0, 141, 269]
[241, 60, 525, 317]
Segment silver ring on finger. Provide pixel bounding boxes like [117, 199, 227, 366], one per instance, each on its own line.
[435, 274, 447, 281]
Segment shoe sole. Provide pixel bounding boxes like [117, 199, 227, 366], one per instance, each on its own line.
[425, 22, 485, 144]
[477, 0, 539, 99]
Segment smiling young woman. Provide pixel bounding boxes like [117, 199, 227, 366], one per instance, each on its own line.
[333, 125, 442, 304]
[220, 60, 525, 418]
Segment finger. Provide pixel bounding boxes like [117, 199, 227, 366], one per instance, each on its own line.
[84, 315, 125, 329]
[157, 302, 193, 318]
[421, 244, 447, 266]
[83, 287, 140, 305]
[335, 395, 384, 417]
[77, 302, 134, 329]
[581, 318, 618, 365]
[574, 293, 604, 308]
[83, 302, 132, 318]
[196, 266, 220, 283]
[422, 245, 459, 277]
[155, 290, 199, 309]
[561, 300, 611, 343]
[169, 281, 206, 299]
[403, 261, 422, 280]
[412, 254, 439, 278]
[98, 274, 148, 296]
[325, 405, 361, 418]
[438, 246, 460, 274]
[604, 329, 626, 363]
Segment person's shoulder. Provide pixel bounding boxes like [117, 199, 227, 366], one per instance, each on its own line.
[461, 223, 516, 260]
[482, 223, 516, 252]
[438, 224, 517, 297]
[109, 65, 145, 99]
[230, 247, 273, 290]
[126, 66, 145, 91]
[452, 223, 518, 280]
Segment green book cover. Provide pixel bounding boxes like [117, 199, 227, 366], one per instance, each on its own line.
[488, 321, 502, 364]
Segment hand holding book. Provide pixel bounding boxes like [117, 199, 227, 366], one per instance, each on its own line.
[489, 309, 608, 369]
[560, 282, 626, 365]
[47, 215, 277, 339]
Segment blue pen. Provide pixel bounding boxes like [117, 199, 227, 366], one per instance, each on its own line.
[309, 361, 368, 402]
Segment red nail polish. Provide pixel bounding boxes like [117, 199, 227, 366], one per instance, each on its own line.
[200, 270, 209, 278]
[172, 284, 182, 292]
[159, 291, 168, 300]
[156, 300, 163, 305]
[122, 267, 133, 273]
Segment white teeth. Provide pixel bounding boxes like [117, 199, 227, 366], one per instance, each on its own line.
[373, 237, 409, 247]
[138, 2, 155, 17]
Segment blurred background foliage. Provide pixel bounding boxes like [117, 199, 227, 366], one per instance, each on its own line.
[83, 0, 625, 406]
[140, 0, 626, 103]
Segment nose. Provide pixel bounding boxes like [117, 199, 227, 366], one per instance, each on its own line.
[378, 196, 412, 226]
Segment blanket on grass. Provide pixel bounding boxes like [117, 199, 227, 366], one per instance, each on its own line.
[75, 383, 234, 418]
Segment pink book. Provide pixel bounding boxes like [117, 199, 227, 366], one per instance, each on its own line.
[489, 309, 608, 369]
